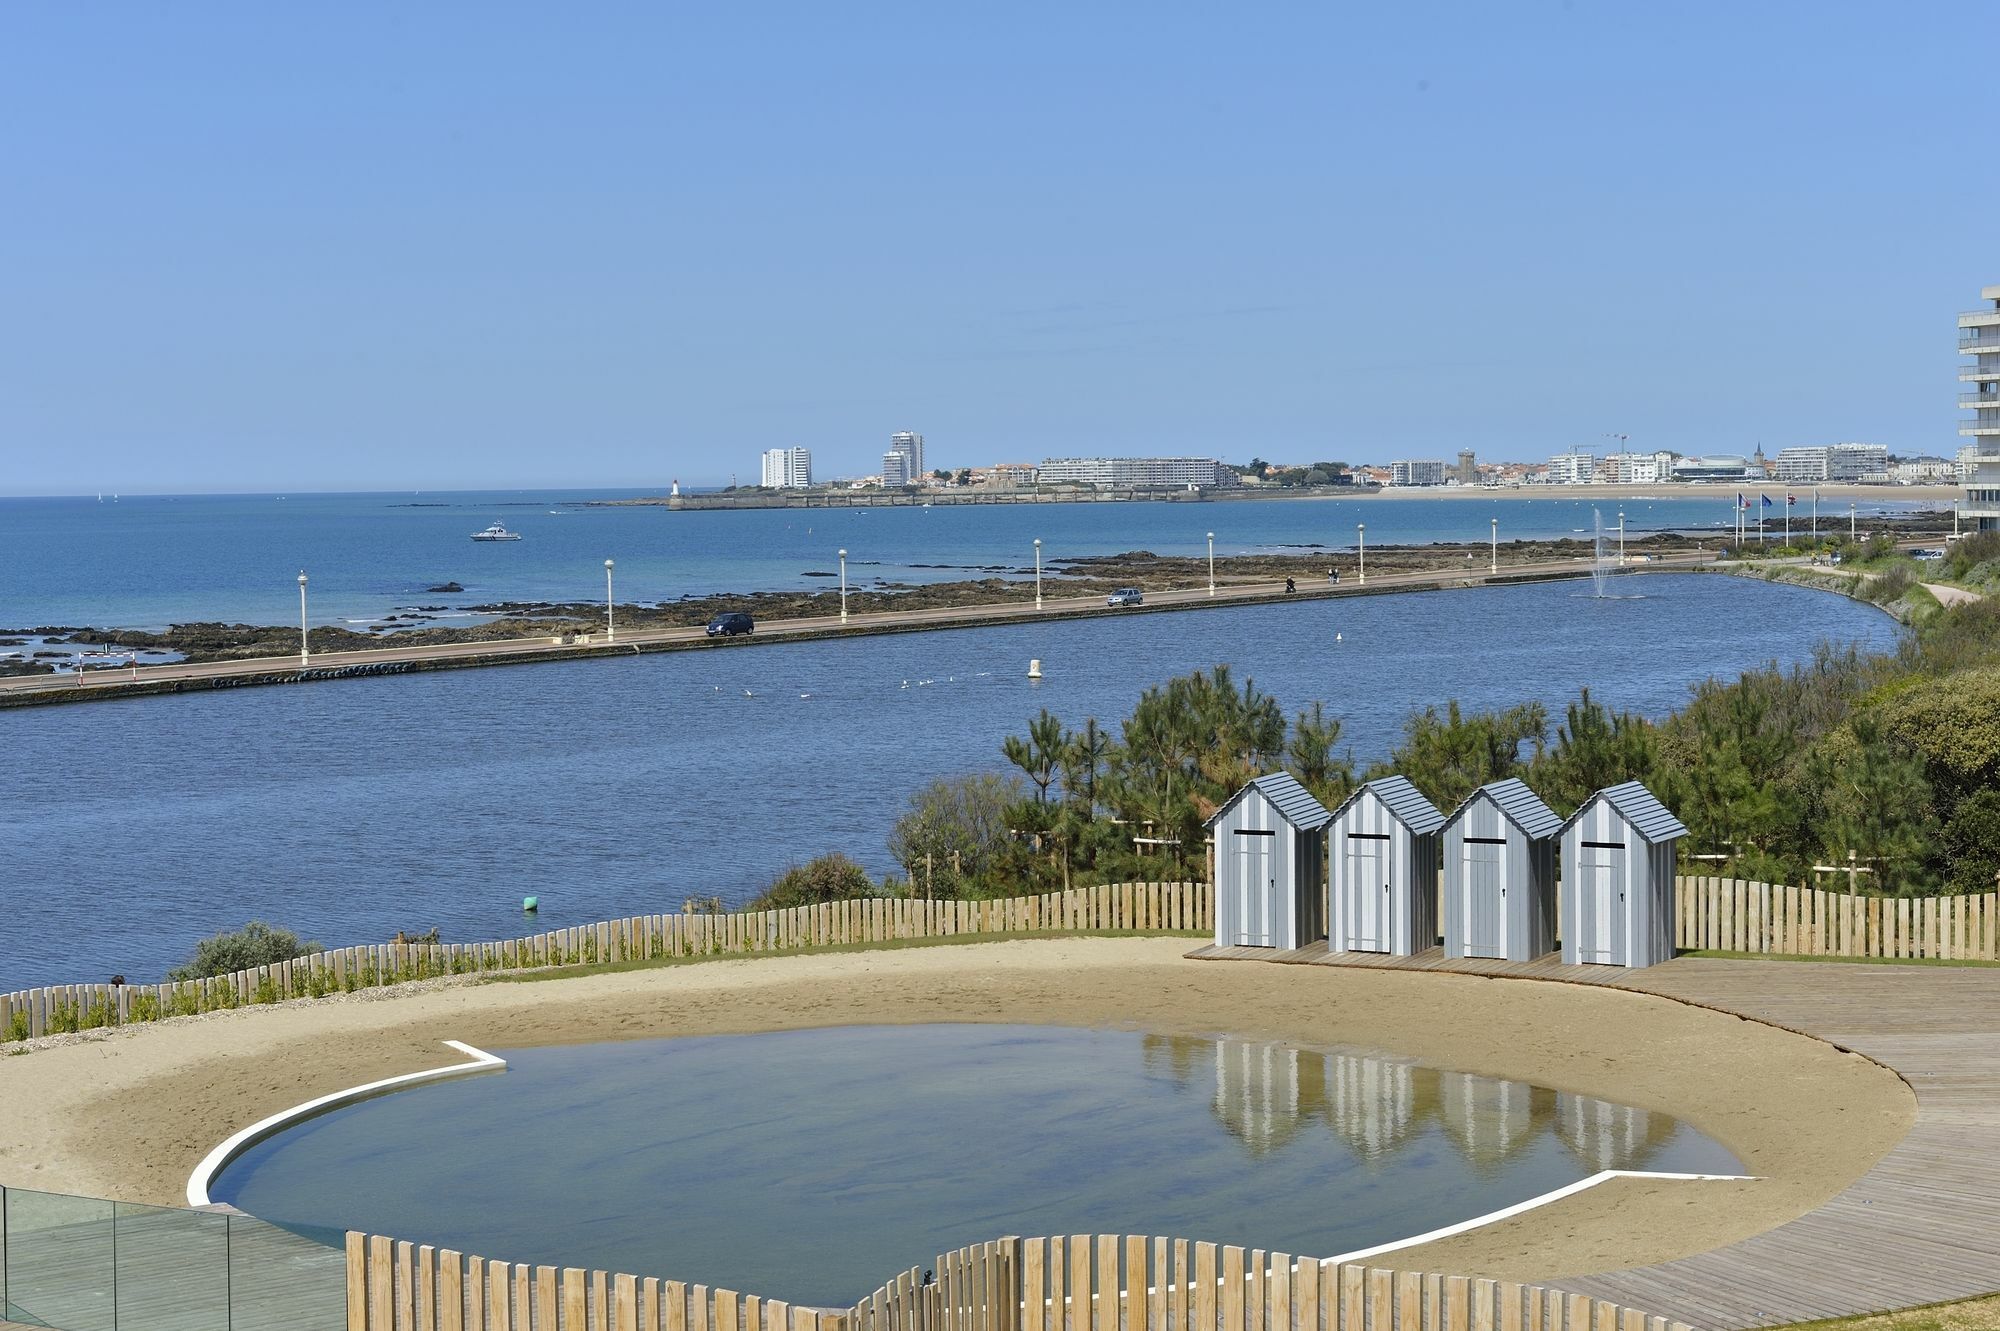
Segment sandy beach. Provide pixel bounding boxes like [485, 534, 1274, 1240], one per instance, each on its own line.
[0, 938, 1912, 1286]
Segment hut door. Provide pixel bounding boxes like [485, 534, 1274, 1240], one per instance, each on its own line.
[1577, 843, 1626, 964]
[1232, 830, 1276, 946]
[1345, 834, 1388, 951]
[1463, 839, 1505, 958]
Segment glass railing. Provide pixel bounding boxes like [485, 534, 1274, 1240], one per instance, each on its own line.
[0, 1185, 345, 1331]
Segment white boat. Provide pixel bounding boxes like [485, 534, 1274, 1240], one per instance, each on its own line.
[471, 522, 522, 542]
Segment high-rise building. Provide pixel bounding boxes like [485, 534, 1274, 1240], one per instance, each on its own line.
[1961, 286, 2000, 531]
[888, 431, 925, 484]
[1389, 460, 1447, 486]
[759, 447, 812, 489]
[1547, 451, 1595, 485]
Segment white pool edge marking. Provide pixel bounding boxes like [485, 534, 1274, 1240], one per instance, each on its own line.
[1322, 1168, 1757, 1266]
[185, 1039, 506, 1208]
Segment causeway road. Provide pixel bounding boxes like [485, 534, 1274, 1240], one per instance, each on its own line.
[0, 547, 1778, 708]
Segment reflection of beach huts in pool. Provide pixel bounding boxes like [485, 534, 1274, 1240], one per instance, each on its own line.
[1559, 781, 1688, 968]
[1328, 776, 1444, 955]
[1208, 772, 1331, 949]
[1437, 1071, 1553, 1173]
[1441, 778, 1561, 962]
[1209, 1038, 1306, 1156]
[1554, 1091, 1678, 1173]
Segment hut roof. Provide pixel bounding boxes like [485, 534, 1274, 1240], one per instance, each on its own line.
[1207, 772, 1333, 832]
[1331, 775, 1445, 835]
[1560, 781, 1688, 844]
[1446, 778, 1562, 840]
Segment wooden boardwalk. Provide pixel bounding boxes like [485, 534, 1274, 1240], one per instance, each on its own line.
[1188, 943, 2000, 1328]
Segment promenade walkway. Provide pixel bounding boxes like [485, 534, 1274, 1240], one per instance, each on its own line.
[0, 549, 1720, 705]
[1189, 943, 2000, 1328]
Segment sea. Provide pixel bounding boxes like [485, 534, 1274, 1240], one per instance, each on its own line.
[0, 488, 1930, 632]
[0, 552, 1898, 988]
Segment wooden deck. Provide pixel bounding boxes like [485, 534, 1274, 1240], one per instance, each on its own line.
[1188, 942, 2000, 1328]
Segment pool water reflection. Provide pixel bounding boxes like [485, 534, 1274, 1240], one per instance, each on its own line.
[214, 1025, 1738, 1306]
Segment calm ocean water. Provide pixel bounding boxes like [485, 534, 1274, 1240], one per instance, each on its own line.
[0, 489, 1928, 630]
[0, 574, 1895, 989]
[214, 1026, 1737, 1304]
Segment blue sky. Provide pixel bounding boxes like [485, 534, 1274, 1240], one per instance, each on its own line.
[1, 2, 1988, 494]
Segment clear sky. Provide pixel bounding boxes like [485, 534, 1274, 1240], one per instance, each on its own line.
[1, 2, 1989, 495]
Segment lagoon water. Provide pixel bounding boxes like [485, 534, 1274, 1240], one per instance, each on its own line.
[0, 574, 1896, 989]
[211, 1025, 1741, 1305]
[0, 488, 1927, 630]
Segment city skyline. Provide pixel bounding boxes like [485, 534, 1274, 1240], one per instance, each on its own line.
[3, 4, 1993, 496]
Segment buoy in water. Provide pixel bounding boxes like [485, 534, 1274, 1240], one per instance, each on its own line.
[522, 896, 539, 913]
[1028, 658, 1043, 679]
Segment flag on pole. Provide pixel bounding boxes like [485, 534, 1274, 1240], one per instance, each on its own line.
[1787, 493, 1796, 506]
[1761, 494, 1774, 509]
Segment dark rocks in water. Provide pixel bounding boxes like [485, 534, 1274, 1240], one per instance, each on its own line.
[425, 582, 464, 593]
[109, 975, 125, 987]
[801, 571, 836, 578]
[0, 638, 25, 647]
[32, 650, 67, 659]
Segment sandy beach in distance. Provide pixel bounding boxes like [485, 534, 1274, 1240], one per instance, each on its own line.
[0, 938, 1913, 1286]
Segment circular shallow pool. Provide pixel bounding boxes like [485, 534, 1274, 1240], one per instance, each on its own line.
[214, 1025, 1738, 1305]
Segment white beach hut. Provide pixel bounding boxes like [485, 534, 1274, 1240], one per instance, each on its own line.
[1558, 781, 1688, 968]
[1441, 778, 1561, 962]
[1208, 772, 1331, 950]
[1327, 776, 1444, 955]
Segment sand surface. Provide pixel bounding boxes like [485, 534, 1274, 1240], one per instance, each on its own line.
[0, 939, 1913, 1285]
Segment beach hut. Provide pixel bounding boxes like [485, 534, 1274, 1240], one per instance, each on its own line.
[1441, 778, 1561, 962]
[1558, 781, 1687, 968]
[1208, 772, 1331, 950]
[1327, 776, 1444, 955]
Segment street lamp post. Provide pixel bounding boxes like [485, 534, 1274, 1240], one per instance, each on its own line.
[839, 548, 849, 623]
[1357, 524, 1366, 586]
[1206, 531, 1215, 596]
[1850, 500, 1857, 541]
[604, 559, 615, 642]
[1618, 510, 1627, 565]
[1034, 538, 1043, 608]
[297, 571, 309, 664]
[1490, 517, 1498, 574]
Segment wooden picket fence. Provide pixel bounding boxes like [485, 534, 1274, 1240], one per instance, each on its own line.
[0, 882, 1211, 1042]
[347, 1232, 1694, 1331]
[1675, 876, 2000, 961]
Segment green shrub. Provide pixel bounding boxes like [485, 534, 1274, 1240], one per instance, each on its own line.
[165, 922, 321, 983]
[748, 853, 878, 911]
[5, 1012, 29, 1043]
[128, 993, 161, 1023]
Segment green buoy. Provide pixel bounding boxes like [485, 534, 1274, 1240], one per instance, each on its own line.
[522, 896, 539, 913]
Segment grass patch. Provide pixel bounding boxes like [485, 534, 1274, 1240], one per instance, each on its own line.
[1775, 1292, 2000, 1329]
[1682, 948, 2000, 969]
[482, 928, 1208, 984]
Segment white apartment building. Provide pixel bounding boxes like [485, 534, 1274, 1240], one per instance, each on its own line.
[1597, 450, 1676, 484]
[1961, 286, 2000, 530]
[759, 446, 813, 489]
[1389, 459, 1447, 486]
[889, 431, 925, 481]
[1547, 451, 1596, 485]
[1892, 457, 1957, 485]
[1035, 457, 1240, 489]
[1773, 443, 1888, 483]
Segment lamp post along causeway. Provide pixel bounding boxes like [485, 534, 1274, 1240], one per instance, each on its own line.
[1490, 517, 1498, 574]
[1618, 510, 1626, 565]
[839, 549, 848, 623]
[1034, 538, 1043, 608]
[297, 571, 309, 664]
[1206, 531, 1215, 597]
[604, 559, 615, 642]
[1357, 524, 1366, 586]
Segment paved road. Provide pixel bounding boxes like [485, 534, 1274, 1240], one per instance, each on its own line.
[0, 548, 1728, 704]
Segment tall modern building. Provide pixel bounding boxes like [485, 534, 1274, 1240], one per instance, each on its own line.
[884, 431, 925, 485]
[1961, 286, 2000, 531]
[1389, 460, 1446, 486]
[1547, 451, 1595, 485]
[759, 447, 812, 489]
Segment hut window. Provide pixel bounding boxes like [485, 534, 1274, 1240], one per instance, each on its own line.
[1233, 829, 1278, 837]
[1582, 840, 1625, 849]
[1463, 836, 1507, 845]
